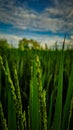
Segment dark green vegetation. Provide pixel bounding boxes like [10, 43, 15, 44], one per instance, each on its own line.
[0, 40, 73, 130]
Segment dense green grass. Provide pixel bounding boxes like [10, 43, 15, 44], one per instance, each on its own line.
[0, 48, 73, 130]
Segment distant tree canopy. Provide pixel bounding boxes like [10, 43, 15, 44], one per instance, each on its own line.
[18, 38, 29, 50]
[0, 39, 10, 48]
[0, 39, 10, 56]
[18, 38, 40, 50]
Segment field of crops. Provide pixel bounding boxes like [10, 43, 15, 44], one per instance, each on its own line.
[0, 48, 73, 130]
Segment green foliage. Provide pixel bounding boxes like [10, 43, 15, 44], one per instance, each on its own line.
[0, 63, 2, 100]
[1, 57, 17, 130]
[18, 38, 40, 50]
[0, 39, 10, 48]
[29, 57, 40, 130]
[0, 39, 10, 57]
[0, 47, 73, 130]
[19, 38, 29, 50]
[52, 52, 63, 130]
[36, 55, 47, 130]
[0, 102, 8, 130]
[47, 91, 53, 130]
[62, 64, 73, 130]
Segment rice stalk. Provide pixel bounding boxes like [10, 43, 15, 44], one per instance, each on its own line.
[67, 89, 73, 130]
[12, 64, 24, 130]
[5, 59, 17, 130]
[0, 101, 8, 130]
[36, 55, 47, 130]
[22, 110, 27, 130]
[52, 51, 63, 130]
[28, 105, 31, 130]
[47, 91, 53, 130]
[0, 62, 2, 100]
[62, 64, 73, 130]
[19, 57, 24, 79]
[29, 58, 40, 130]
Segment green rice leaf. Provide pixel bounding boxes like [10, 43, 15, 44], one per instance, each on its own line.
[52, 52, 63, 130]
[29, 58, 40, 130]
[62, 64, 73, 130]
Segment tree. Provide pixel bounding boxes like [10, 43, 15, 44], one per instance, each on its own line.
[0, 39, 10, 56]
[18, 38, 40, 50]
[0, 39, 10, 48]
[29, 39, 40, 49]
[18, 38, 29, 50]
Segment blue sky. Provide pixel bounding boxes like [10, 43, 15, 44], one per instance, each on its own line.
[0, 0, 73, 47]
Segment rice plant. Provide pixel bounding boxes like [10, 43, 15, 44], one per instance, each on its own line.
[0, 102, 8, 130]
[0, 45, 73, 130]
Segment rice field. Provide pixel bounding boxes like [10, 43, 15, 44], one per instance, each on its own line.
[0, 47, 73, 130]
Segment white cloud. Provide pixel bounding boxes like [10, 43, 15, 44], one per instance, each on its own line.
[0, 0, 73, 34]
[0, 32, 70, 49]
[0, 0, 73, 48]
[0, 33, 22, 47]
[70, 35, 73, 39]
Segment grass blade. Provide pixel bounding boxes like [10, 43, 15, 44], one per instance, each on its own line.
[29, 57, 40, 130]
[0, 101, 8, 130]
[52, 52, 63, 130]
[62, 64, 73, 130]
[5, 59, 17, 130]
[47, 91, 53, 130]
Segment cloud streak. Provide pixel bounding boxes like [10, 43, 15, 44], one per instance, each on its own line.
[0, 0, 73, 34]
[0, 32, 70, 49]
[0, 0, 73, 48]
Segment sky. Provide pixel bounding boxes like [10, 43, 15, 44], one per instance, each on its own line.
[0, 0, 73, 47]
